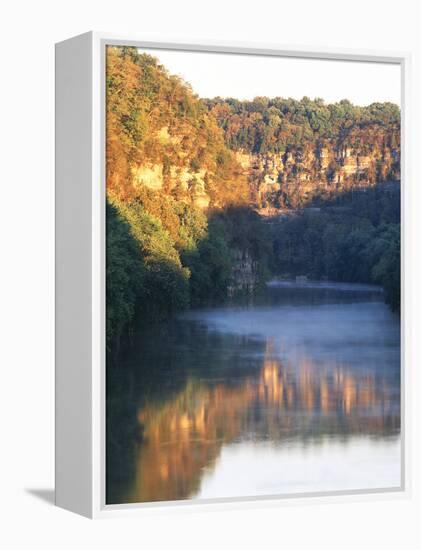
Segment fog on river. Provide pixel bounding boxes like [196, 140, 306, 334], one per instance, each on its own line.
[106, 281, 401, 504]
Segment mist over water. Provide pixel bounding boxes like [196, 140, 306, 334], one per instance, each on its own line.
[106, 282, 401, 504]
[181, 299, 399, 374]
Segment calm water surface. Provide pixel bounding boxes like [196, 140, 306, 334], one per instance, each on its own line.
[106, 281, 401, 504]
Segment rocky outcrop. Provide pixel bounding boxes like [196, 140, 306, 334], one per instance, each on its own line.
[205, 97, 400, 211]
[228, 249, 260, 296]
[236, 141, 400, 210]
[132, 161, 211, 208]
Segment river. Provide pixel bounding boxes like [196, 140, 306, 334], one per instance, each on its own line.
[106, 281, 401, 504]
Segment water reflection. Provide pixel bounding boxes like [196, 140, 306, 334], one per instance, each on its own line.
[106, 283, 400, 504]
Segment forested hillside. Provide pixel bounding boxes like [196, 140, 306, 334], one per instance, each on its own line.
[205, 97, 400, 209]
[106, 47, 270, 349]
[106, 46, 401, 351]
[107, 47, 249, 207]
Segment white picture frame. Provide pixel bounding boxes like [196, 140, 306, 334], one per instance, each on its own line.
[55, 31, 411, 519]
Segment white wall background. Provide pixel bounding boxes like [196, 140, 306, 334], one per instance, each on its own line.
[0, 0, 419, 548]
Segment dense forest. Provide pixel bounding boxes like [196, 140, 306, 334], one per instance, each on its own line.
[204, 96, 400, 154]
[205, 96, 400, 209]
[271, 185, 400, 310]
[106, 47, 271, 350]
[106, 46, 401, 351]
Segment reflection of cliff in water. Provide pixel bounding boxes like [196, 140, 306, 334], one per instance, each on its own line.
[107, 283, 400, 504]
[121, 339, 399, 504]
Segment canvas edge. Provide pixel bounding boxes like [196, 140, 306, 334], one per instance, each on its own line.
[55, 30, 95, 519]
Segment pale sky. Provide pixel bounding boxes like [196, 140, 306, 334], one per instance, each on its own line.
[138, 48, 401, 107]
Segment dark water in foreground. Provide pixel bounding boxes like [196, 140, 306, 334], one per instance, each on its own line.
[106, 281, 401, 504]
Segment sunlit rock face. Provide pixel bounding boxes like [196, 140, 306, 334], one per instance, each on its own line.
[132, 162, 211, 208]
[236, 139, 400, 210]
[132, 163, 163, 190]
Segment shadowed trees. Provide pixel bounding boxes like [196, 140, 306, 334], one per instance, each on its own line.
[271, 185, 400, 311]
[107, 197, 273, 348]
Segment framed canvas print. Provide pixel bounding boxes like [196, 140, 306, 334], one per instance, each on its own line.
[55, 32, 410, 518]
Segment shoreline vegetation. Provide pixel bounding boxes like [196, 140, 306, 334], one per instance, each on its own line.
[106, 46, 400, 355]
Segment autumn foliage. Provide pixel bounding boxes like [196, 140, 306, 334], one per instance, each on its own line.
[106, 46, 400, 350]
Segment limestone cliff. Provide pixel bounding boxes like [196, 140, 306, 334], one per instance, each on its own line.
[236, 139, 400, 210]
[228, 248, 260, 296]
[205, 97, 400, 210]
[106, 49, 249, 210]
[132, 157, 211, 209]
